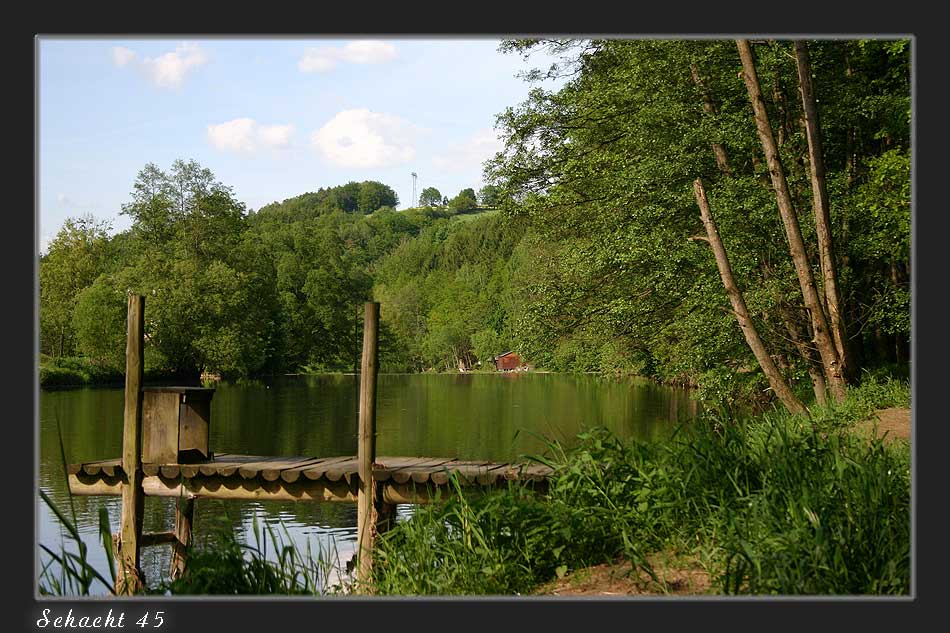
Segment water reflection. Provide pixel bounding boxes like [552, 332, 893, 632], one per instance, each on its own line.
[39, 373, 698, 595]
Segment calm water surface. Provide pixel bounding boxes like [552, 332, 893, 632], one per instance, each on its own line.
[38, 373, 698, 595]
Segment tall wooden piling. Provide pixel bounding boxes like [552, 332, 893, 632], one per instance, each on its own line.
[170, 497, 194, 580]
[356, 301, 380, 588]
[117, 294, 146, 594]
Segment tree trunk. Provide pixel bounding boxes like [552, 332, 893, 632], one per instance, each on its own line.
[690, 63, 733, 176]
[736, 39, 847, 403]
[794, 40, 853, 381]
[780, 308, 828, 405]
[693, 178, 806, 414]
[772, 77, 787, 147]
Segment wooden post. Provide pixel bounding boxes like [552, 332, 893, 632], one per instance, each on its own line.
[116, 294, 146, 595]
[356, 301, 380, 589]
[170, 497, 194, 581]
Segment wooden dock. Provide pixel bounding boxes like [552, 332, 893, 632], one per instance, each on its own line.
[64, 298, 551, 594]
[67, 454, 551, 504]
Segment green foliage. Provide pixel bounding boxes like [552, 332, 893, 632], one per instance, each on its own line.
[39, 38, 909, 399]
[717, 418, 910, 594]
[484, 37, 910, 395]
[448, 187, 479, 214]
[373, 211, 522, 371]
[162, 513, 341, 595]
[39, 355, 123, 387]
[39, 489, 117, 596]
[371, 378, 910, 595]
[419, 186, 443, 207]
[40, 215, 114, 358]
[72, 278, 127, 368]
[256, 180, 397, 218]
[478, 184, 502, 207]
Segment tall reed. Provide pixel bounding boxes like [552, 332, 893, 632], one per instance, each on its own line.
[370, 377, 911, 595]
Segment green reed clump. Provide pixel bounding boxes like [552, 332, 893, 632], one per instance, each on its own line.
[371, 378, 911, 595]
[717, 416, 910, 594]
[370, 480, 554, 595]
[161, 511, 344, 595]
[38, 489, 117, 596]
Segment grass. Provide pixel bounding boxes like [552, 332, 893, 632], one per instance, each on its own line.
[38, 496, 350, 596]
[39, 356, 123, 387]
[39, 354, 200, 388]
[369, 376, 911, 596]
[162, 510, 347, 595]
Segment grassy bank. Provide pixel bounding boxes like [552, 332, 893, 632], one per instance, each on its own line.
[369, 377, 910, 596]
[39, 376, 910, 596]
[39, 355, 203, 388]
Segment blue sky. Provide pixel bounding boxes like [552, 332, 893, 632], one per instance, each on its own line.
[38, 37, 565, 253]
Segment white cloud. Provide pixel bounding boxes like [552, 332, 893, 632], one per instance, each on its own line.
[140, 43, 208, 88]
[257, 124, 294, 149]
[111, 46, 136, 67]
[298, 40, 397, 73]
[432, 129, 505, 172]
[340, 41, 397, 64]
[207, 118, 294, 154]
[311, 109, 422, 168]
[298, 50, 337, 73]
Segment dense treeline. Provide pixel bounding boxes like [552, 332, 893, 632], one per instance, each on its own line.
[39, 160, 506, 379]
[485, 38, 910, 405]
[39, 39, 909, 408]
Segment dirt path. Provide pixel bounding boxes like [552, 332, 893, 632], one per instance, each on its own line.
[534, 554, 712, 597]
[535, 407, 911, 597]
[852, 407, 911, 443]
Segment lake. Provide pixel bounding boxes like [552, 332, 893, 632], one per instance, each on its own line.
[38, 372, 699, 595]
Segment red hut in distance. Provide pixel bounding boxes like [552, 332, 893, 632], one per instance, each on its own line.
[492, 351, 523, 371]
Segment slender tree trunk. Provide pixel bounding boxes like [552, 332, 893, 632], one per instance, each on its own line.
[690, 63, 733, 176]
[781, 308, 828, 405]
[772, 78, 787, 147]
[693, 178, 806, 414]
[794, 40, 852, 381]
[761, 259, 829, 406]
[736, 39, 847, 403]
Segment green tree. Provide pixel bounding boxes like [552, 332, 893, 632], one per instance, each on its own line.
[486, 38, 909, 404]
[419, 187, 443, 207]
[357, 181, 398, 214]
[478, 184, 502, 207]
[448, 188, 478, 214]
[39, 215, 113, 357]
[71, 275, 127, 368]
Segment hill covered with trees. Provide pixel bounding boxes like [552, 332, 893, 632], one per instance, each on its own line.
[40, 39, 910, 409]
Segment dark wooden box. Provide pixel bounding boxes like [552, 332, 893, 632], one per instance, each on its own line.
[141, 387, 215, 464]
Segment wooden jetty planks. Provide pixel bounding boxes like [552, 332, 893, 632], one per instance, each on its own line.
[281, 456, 354, 483]
[497, 462, 551, 482]
[237, 456, 302, 480]
[323, 457, 361, 483]
[428, 460, 497, 485]
[68, 454, 554, 494]
[374, 457, 457, 484]
[198, 455, 272, 477]
[68, 458, 122, 477]
[259, 457, 325, 482]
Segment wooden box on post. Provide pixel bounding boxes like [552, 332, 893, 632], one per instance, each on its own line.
[141, 387, 215, 464]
